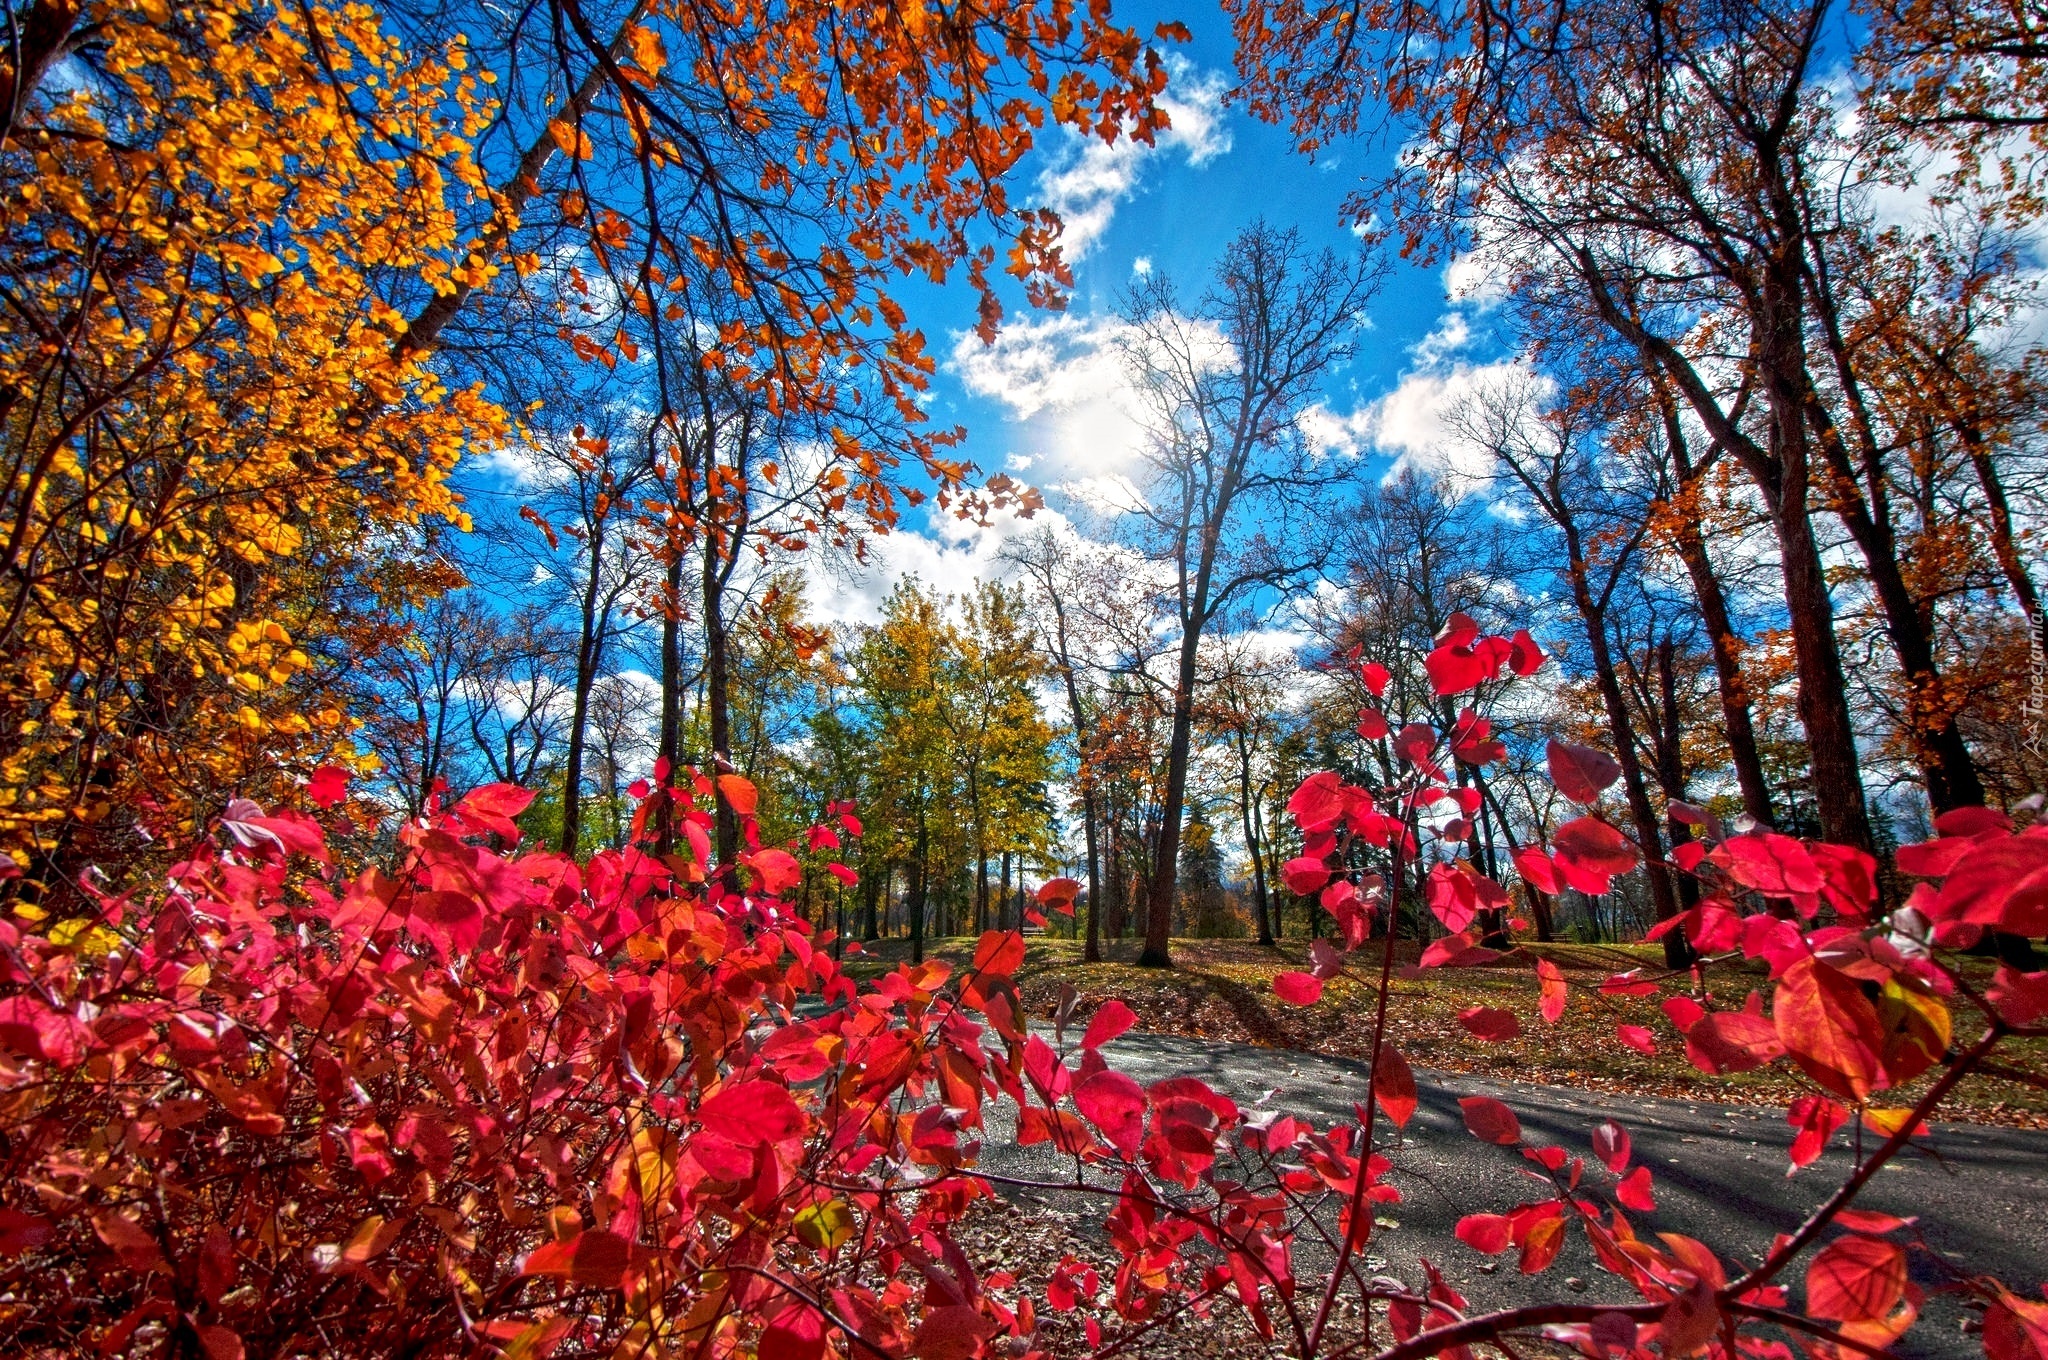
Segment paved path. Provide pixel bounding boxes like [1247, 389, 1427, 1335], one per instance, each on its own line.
[974, 1029, 2048, 1359]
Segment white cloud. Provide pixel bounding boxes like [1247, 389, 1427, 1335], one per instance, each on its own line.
[946, 311, 1151, 486]
[1131, 255, 1153, 277]
[1034, 61, 1233, 259]
[1051, 473, 1149, 515]
[806, 503, 1073, 626]
[949, 312, 1130, 421]
[1298, 401, 1377, 458]
[1409, 311, 1471, 367]
[1365, 359, 1543, 483]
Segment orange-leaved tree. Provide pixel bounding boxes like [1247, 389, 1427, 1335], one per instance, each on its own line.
[0, 0, 507, 886]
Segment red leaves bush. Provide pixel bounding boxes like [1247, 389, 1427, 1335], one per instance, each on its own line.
[0, 778, 1052, 1357]
[8, 624, 2048, 1360]
[1265, 638, 2048, 1360]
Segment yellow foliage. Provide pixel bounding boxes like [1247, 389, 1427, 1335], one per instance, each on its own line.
[0, 0, 505, 878]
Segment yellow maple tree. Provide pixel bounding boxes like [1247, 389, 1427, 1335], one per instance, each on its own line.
[0, 0, 505, 886]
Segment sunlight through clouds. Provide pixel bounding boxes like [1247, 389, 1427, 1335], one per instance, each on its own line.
[1033, 60, 1233, 259]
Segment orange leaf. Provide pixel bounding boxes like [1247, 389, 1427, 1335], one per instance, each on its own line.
[1772, 958, 1886, 1100]
[716, 774, 758, 814]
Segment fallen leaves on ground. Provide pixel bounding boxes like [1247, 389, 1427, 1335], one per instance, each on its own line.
[849, 936, 2048, 1128]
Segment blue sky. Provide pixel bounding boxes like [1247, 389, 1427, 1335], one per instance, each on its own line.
[808, 0, 1524, 624]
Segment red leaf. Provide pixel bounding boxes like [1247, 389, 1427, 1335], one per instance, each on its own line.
[1427, 862, 1479, 932]
[1988, 967, 2048, 1026]
[1713, 832, 1824, 897]
[1082, 1000, 1137, 1050]
[1807, 1235, 1907, 1324]
[1274, 972, 1324, 1006]
[1374, 1044, 1418, 1128]
[699, 1080, 805, 1146]
[93, 1208, 169, 1272]
[1074, 1070, 1145, 1156]
[1520, 1213, 1567, 1274]
[1546, 740, 1621, 804]
[826, 862, 858, 886]
[410, 889, 483, 957]
[1361, 661, 1392, 697]
[1455, 1213, 1512, 1254]
[1686, 1004, 1787, 1076]
[1937, 806, 2011, 837]
[1037, 877, 1081, 906]
[1459, 1095, 1521, 1144]
[970, 929, 1027, 979]
[1458, 1006, 1521, 1041]
[746, 848, 802, 895]
[1438, 612, 1481, 647]
[1288, 772, 1346, 832]
[1426, 643, 1488, 696]
[1662, 995, 1707, 1030]
[1809, 842, 1878, 919]
[1773, 958, 1886, 1101]
[1394, 723, 1438, 766]
[1282, 856, 1332, 896]
[1551, 817, 1639, 893]
[521, 1230, 635, 1289]
[716, 773, 758, 814]
[1592, 1119, 1630, 1172]
[1357, 708, 1390, 740]
[1507, 629, 1546, 676]
[1536, 958, 1567, 1024]
[913, 1304, 991, 1360]
[1615, 1024, 1657, 1055]
[760, 1303, 827, 1360]
[225, 809, 331, 863]
[307, 765, 349, 809]
[1615, 1164, 1655, 1211]
[196, 1325, 244, 1360]
[0, 1209, 54, 1255]
[1932, 836, 2048, 931]
[1514, 847, 1563, 895]
[1986, 1292, 2048, 1360]
[1786, 1095, 1847, 1171]
[453, 783, 534, 841]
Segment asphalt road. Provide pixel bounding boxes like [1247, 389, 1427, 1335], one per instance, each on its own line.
[974, 1028, 2048, 1359]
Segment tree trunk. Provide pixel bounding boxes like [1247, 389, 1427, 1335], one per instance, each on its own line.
[655, 548, 685, 853]
[861, 863, 882, 940]
[1651, 386, 1776, 825]
[1236, 731, 1273, 945]
[1483, 781, 1555, 941]
[998, 852, 1011, 935]
[910, 817, 928, 965]
[1581, 256, 1871, 850]
[558, 520, 608, 855]
[702, 532, 737, 866]
[1769, 468, 1877, 851]
[1567, 547, 1690, 967]
[1669, 517, 1776, 825]
[1654, 637, 1701, 913]
[972, 775, 988, 933]
[1806, 429, 1985, 812]
[1141, 631, 1202, 968]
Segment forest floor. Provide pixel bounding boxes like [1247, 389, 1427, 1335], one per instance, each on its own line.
[842, 934, 2048, 1128]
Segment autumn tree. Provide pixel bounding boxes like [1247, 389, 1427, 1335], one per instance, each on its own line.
[0, 0, 505, 885]
[1229, 0, 2045, 845]
[1116, 221, 1382, 968]
[1196, 628, 1297, 944]
[1453, 370, 1695, 962]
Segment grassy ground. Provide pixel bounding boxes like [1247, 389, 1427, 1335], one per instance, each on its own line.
[841, 933, 2048, 1128]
